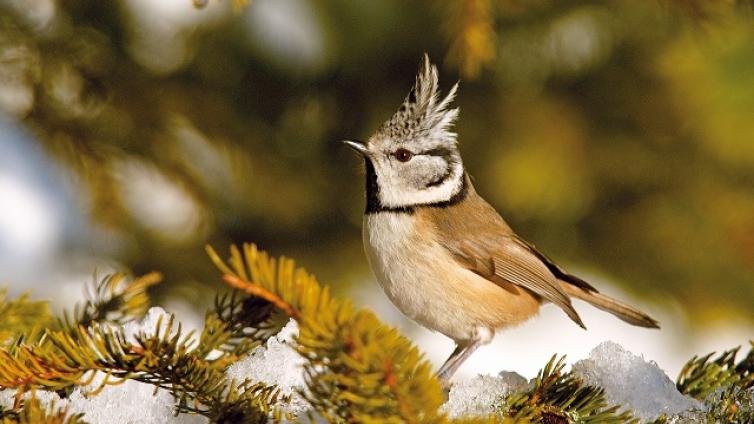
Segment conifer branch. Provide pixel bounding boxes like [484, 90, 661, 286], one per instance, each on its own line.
[62, 272, 162, 329]
[677, 342, 754, 400]
[502, 355, 637, 423]
[2, 243, 751, 423]
[210, 243, 449, 423]
[0, 270, 288, 423]
[675, 342, 754, 422]
[222, 275, 299, 319]
[194, 292, 285, 363]
[0, 313, 280, 422]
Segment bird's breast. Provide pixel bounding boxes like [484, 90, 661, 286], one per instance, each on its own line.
[362, 212, 540, 342]
[363, 212, 424, 300]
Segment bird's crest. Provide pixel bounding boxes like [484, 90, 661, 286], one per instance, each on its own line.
[376, 55, 459, 146]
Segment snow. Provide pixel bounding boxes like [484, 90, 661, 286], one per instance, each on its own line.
[225, 319, 310, 416]
[1, 378, 206, 424]
[66, 379, 207, 424]
[122, 306, 175, 340]
[443, 371, 528, 418]
[571, 341, 701, 421]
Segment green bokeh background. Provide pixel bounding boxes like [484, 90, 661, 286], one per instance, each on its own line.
[1, 0, 753, 326]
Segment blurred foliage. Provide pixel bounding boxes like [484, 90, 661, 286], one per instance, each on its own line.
[0, 0, 754, 322]
[0, 290, 54, 343]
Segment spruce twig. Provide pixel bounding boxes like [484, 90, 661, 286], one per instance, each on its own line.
[210, 243, 449, 423]
[677, 342, 754, 400]
[0, 270, 287, 423]
[62, 272, 162, 329]
[502, 355, 637, 423]
[676, 342, 754, 423]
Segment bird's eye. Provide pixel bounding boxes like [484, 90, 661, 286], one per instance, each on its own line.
[393, 148, 414, 162]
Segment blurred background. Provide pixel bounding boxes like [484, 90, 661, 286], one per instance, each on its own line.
[0, 0, 752, 379]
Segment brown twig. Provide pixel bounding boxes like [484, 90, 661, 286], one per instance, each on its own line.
[222, 274, 300, 319]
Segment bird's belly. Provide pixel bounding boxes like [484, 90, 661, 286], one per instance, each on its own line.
[363, 213, 540, 342]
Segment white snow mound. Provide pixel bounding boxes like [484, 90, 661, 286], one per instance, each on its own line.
[443, 371, 528, 418]
[571, 341, 701, 421]
[226, 319, 309, 416]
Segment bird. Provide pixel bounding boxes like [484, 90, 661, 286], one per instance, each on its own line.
[343, 55, 659, 384]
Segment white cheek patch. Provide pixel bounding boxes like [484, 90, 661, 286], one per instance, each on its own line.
[422, 156, 451, 187]
[377, 159, 464, 208]
[401, 156, 445, 187]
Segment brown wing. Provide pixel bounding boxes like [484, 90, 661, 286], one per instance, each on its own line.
[451, 238, 586, 329]
[512, 234, 597, 293]
[423, 181, 586, 328]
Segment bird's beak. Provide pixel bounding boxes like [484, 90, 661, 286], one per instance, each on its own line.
[342, 140, 369, 156]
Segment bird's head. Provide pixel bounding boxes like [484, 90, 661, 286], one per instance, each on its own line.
[344, 55, 464, 212]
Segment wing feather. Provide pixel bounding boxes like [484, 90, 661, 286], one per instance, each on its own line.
[450, 238, 585, 328]
[423, 182, 586, 328]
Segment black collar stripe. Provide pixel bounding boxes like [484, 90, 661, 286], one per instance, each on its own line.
[364, 160, 468, 215]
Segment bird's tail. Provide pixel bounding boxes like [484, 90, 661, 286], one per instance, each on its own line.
[560, 281, 660, 329]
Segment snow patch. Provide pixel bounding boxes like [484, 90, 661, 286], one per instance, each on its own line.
[122, 306, 177, 342]
[66, 379, 207, 424]
[226, 319, 309, 416]
[443, 371, 528, 418]
[571, 341, 701, 421]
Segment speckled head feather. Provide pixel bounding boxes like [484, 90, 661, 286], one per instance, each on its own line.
[376, 54, 460, 147]
[360, 55, 465, 212]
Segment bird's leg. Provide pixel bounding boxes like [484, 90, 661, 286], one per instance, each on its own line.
[436, 327, 493, 385]
[436, 339, 483, 383]
[437, 344, 465, 382]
